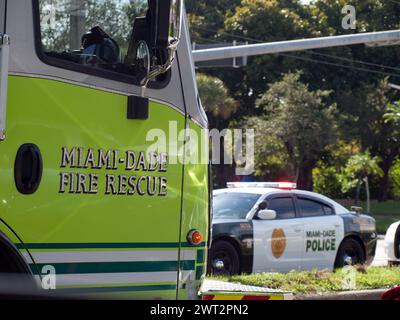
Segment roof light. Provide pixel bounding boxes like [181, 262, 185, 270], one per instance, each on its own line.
[227, 182, 297, 190]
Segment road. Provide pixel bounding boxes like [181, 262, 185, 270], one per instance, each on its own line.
[371, 239, 387, 267]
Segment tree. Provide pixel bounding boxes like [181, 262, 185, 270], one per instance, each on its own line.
[188, 0, 400, 199]
[355, 80, 400, 201]
[246, 72, 337, 190]
[340, 152, 384, 212]
[186, 0, 241, 40]
[384, 101, 400, 123]
[196, 74, 239, 186]
[196, 73, 238, 129]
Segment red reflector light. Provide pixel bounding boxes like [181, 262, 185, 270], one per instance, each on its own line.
[187, 230, 203, 245]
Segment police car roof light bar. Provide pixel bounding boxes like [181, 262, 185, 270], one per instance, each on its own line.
[227, 182, 297, 190]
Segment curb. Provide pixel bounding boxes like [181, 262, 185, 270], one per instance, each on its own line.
[293, 289, 387, 300]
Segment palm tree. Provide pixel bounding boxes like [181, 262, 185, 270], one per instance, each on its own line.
[341, 152, 384, 213]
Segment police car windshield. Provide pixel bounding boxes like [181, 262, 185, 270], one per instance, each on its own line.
[213, 193, 261, 220]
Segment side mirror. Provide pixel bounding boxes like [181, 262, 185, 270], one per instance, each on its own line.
[258, 201, 267, 210]
[350, 206, 363, 214]
[257, 210, 277, 220]
[138, 0, 183, 93]
[152, 0, 182, 50]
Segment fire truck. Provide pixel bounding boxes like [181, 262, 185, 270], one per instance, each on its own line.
[0, 0, 209, 299]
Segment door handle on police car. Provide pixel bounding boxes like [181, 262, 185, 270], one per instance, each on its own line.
[293, 227, 302, 233]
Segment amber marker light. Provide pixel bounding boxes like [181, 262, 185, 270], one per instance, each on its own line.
[187, 230, 203, 245]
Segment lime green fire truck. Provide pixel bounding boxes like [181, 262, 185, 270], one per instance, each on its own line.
[0, 0, 209, 299]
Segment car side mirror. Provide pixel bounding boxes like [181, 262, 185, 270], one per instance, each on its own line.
[257, 209, 277, 220]
[351, 206, 363, 214]
[258, 201, 267, 210]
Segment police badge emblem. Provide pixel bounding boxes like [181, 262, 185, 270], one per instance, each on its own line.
[271, 228, 286, 258]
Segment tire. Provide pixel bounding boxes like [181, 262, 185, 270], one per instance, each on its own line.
[334, 238, 365, 268]
[208, 240, 240, 276]
[388, 261, 400, 267]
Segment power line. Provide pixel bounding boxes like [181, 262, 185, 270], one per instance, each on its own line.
[279, 53, 400, 78]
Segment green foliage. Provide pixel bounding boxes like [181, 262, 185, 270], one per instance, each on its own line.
[385, 102, 400, 124]
[211, 267, 400, 295]
[196, 73, 238, 122]
[245, 72, 337, 188]
[189, 0, 400, 198]
[389, 159, 400, 199]
[340, 152, 384, 193]
[313, 165, 343, 199]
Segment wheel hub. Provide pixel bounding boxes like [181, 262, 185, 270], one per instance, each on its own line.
[213, 259, 225, 270]
[344, 255, 353, 265]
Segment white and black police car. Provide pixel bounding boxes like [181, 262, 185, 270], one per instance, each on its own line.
[208, 182, 377, 275]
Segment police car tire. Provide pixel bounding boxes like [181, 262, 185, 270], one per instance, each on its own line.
[208, 241, 240, 276]
[388, 261, 400, 267]
[334, 238, 365, 268]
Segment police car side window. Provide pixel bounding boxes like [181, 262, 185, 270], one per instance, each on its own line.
[268, 197, 296, 219]
[323, 205, 334, 215]
[298, 198, 333, 217]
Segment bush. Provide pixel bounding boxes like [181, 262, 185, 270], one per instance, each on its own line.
[313, 165, 343, 198]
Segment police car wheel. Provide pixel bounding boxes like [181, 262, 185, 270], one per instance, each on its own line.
[208, 241, 240, 276]
[388, 261, 400, 267]
[334, 238, 365, 268]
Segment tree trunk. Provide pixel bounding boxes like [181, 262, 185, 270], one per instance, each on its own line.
[297, 164, 314, 191]
[364, 177, 370, 214]
[355, 179, 361, 206]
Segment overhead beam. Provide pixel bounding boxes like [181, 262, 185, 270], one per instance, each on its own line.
[192, 30, 400, 62]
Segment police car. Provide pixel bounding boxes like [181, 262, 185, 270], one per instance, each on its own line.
[384, 221, 400, 266]
[208, 182, 377, 275]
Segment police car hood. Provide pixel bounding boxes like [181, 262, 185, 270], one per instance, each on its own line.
[212, 218, 248, 225]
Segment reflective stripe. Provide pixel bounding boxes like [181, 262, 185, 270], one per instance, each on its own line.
[16, 242, 206, 250]
[23, 249, 196, 264]
[55, 272, 171, 286]
[36, 271, 191, 286]
[32, 260, 195, 275]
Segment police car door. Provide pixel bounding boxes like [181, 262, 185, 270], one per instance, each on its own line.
[252, 194, 303, 273]
[296, 195, 344, 270]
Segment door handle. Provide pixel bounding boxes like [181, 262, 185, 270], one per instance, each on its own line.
[294, 228, 302, 233]
[14, 144, 43, 194]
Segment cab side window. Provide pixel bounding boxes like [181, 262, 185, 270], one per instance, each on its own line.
[268, 197, 296, 219]
[298, 198, 334, 217]
[38, 0, 149, 80]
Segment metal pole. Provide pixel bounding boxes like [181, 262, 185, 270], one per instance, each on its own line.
[192, 30, 400, 62]
[69, 0, 86, 50]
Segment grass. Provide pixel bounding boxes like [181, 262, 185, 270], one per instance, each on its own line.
[209, 266, 400, 295]
[338, 200, 400, 234]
